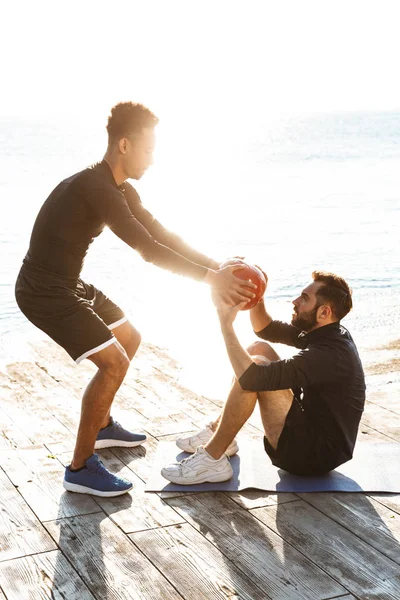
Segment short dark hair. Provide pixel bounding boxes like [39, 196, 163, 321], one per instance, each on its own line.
[312, 270, 353, 320]
[106, 102, 159, 142]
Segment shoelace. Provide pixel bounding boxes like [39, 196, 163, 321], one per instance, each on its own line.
[93, 460, 108, 477]
[90, 459, 117, 481]
[178, 452, 230, 474]
[178, 454, 197, 473]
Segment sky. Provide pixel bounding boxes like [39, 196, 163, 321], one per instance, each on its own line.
[2, 0, 400, 127]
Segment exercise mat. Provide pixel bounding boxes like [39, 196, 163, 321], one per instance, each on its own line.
[146, 440, 400, 493]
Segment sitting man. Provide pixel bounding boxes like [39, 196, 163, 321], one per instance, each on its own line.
[162, 270, 366, 484]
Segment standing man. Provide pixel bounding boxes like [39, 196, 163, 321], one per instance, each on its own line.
[162, 271, 366, 484]
[15, 102, 255, 497]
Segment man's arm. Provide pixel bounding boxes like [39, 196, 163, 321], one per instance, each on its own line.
[239, 343, 337, 391]
[124, 183, 219, 269]
[213, 292, 337, 392]
[250, 299, 272, 332]
[219, 319, 255, 380]
[249, 281, 304, 348]
[255, 319, 305, 349]
[103, 185, 256, 303]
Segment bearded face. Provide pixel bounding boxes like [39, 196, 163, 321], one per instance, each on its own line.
[291, 303, 320, 331]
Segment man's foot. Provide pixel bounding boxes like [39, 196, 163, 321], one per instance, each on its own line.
[94, 417, 147, 449]
[63, 454, 133, 497]
[176, 424, 238, 456]
[161, 446, 233, 485]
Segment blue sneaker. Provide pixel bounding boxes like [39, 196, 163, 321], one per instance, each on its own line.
[63, 454, 133, 497]
[94, 417, 147, 449]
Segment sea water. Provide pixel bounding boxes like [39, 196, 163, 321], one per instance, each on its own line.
[0, 111, 399, 397]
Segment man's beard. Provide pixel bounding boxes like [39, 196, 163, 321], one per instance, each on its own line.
[291, 305, 319, 331]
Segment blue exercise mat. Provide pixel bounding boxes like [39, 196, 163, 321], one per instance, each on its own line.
[146, 440, 400, 493]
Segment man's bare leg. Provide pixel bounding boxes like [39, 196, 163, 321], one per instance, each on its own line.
[205, 341, 293, 458]
[205, 380, 258, 458]
[100, 321, 141, 429]
[70, 341, 130, 469]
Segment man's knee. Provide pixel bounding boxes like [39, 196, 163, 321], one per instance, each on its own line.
[247, 341, 280, 362]
[104, 350, 130, 382]
[89, 341, 130, 379]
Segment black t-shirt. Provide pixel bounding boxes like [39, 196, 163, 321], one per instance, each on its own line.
[239, 320, 366, 462]
[22, 160, 215, 282]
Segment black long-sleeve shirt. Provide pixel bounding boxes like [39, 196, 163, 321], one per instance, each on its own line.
[239, 320, 366, 461]
[22, 160, 215, 283]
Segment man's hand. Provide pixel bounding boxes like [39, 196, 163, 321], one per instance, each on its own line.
[218, 256, 245, 269]
[212, 290, 248, 325]
[205, 266, 257, 305]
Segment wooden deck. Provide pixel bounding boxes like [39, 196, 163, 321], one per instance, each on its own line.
[0, 338, 399, 599]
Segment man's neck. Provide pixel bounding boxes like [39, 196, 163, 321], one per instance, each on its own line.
[103, 153, 126, 186]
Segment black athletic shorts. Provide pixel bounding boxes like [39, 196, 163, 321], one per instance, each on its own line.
[15, 268, 126, 363]
[263, 397, 341, 476]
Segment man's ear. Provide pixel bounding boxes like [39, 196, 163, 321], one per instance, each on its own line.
[118, 138, 128, 154]
[318, 304, 332, 320]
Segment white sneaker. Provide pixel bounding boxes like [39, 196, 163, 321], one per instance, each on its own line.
[161, 446, 233, 485]
[176, 424, 239, 456]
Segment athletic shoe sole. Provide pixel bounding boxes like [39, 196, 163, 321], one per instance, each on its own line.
[176, 439, 239, 456]
[94, 438, 146, 449]
[160, 467, 233, 485]
[63, 480, 133, 497]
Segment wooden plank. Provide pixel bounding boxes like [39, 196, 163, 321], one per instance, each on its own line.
[131, 522, 272, 600]
[0, 467, 56, 562]
[324, 595, 357, 600]
[0, 405, 33, 450]
[298, 492, 400, 565]
[0, 550, 95, 599]
[361, 402, 400, 442]
[6, 361, 81, 433]
[252, 500, 400, 599]
[369, 493, 400, 515]
[167, 493, 346, 599]
[367, 381, 400, 414]
[44, 513, 183, 599]
[0, 370, 76, 446]
[138, 412, 196, 437]
[89, 449, 185, 533]
[30, 338, 96, 399]
[357, 424, 400, 443]
[0, 446, 99, 521]
[226, 490, 298, 510]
